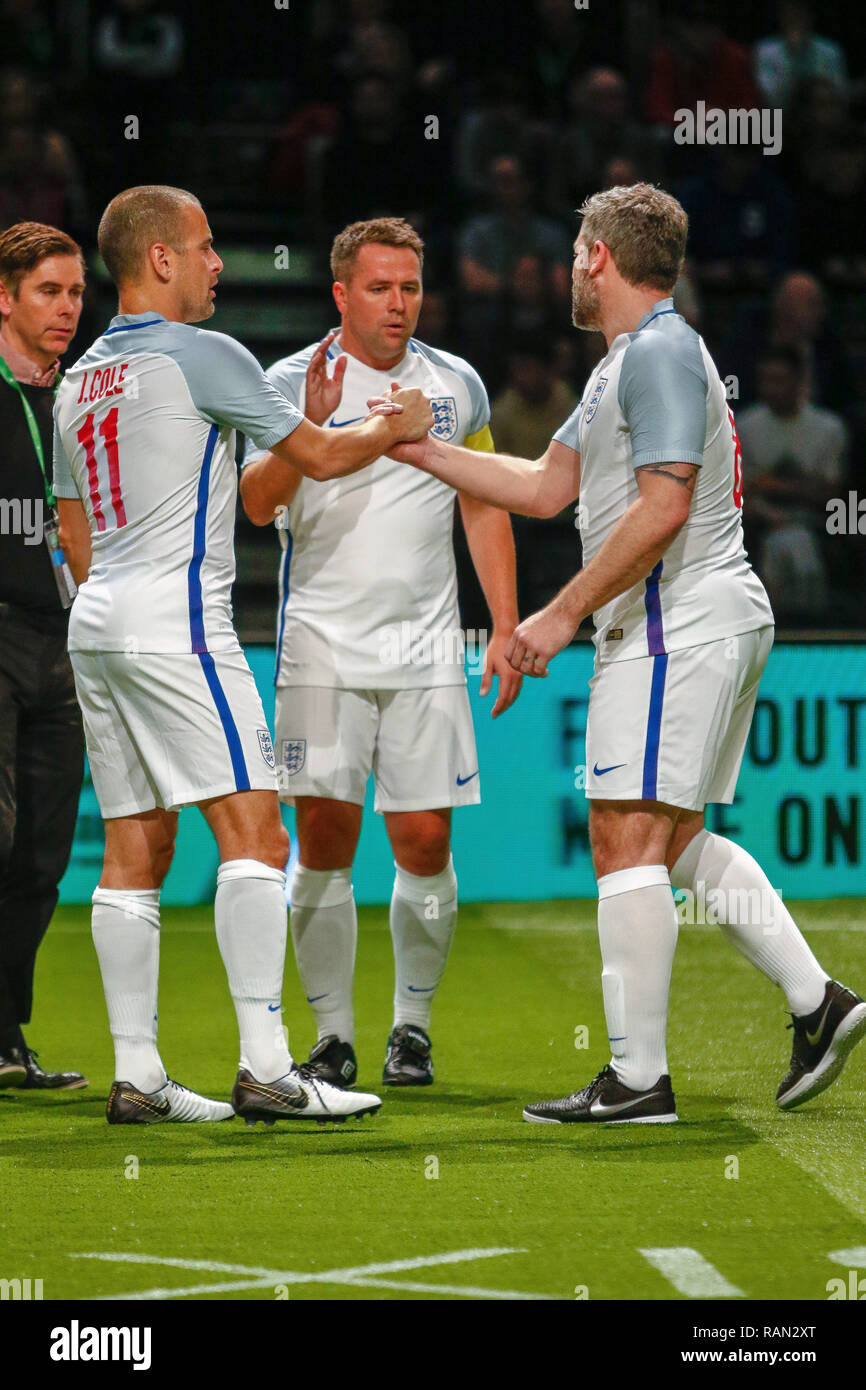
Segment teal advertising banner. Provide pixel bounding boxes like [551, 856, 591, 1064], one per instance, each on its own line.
[59, 642, 866, 905]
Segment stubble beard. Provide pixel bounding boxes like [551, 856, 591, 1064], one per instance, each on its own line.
[571, 269, 601, 331]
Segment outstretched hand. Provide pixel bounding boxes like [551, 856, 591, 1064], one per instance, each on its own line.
[305, 332, 348, 426]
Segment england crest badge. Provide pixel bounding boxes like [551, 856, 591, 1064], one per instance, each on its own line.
[430, 396, 458, 441]
[257, 728, 276, 769]
[584, 375, 608, 423]
[280, 738, 306, 776]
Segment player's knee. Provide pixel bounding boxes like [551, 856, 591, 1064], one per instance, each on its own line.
[296, 802, 358, 868]
[260, 821, 290, 871]
[393, 825, 451, 878]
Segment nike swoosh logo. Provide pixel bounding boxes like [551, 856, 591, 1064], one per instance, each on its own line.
[593, 762, 627, 776]
[306, 993, 329, 1003]
[408, 985, 435, 993]
[328, 416, 364, 428]
[456, 771, 479, 786]
[267, 1004, 281, 1012]
[590, 1091, 661, 1117]
[805, 998, 834, 1047]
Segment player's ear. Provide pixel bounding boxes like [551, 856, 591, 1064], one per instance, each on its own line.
[148, 242, 173, 283]
[590, 241, 607, 275]
[332, 280, 347, 316]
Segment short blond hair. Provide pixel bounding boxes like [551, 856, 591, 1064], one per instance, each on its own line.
[578, 183, 688, 292]
[330, 217, 424, 284]
[98, 185, 202, 287]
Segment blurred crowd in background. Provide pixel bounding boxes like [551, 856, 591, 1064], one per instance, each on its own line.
[4, 0, 865, 634]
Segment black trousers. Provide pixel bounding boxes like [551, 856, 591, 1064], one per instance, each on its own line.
[0, 603, 84, 1050]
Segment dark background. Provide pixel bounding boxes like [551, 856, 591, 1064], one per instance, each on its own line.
[4, 0, 865, 637]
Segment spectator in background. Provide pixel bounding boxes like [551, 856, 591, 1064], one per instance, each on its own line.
[457, 154, 571, 383]
[782, 76, 854, 194]
[737, 346, 847, 620]
[754, 1, 848, 110]
[553, 326, 607, 399]
[0, 70, 86, 240]
[93, 0, 185, 190]
[528, 0, 608, 120]
[319, 75, 437, 237]
[677, 147, 793, 285]
[491, 331, 578, 461]
[797, 133, 866, 285]
[720, 271, 854, 415]
[3, 0, 56, 74]
[491, 335, 581, 618]
[415, 288, 458, 354]
[94, 0, 184, 82]
[548, 69, 658, 219]
[332, 0, 412, 90]
[456, 71, 545, 204]
[646, 0, 760, 131]
[601, 157, 641, 191]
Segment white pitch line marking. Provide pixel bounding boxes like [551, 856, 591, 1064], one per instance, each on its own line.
[70, 1247, 550, 1301]
[639, 1247, 744, 1298]
[828, 1247, 866, 1267]
[311, 1247, 526, 1280]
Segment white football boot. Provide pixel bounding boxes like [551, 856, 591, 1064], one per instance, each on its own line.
[107, 1077, 235, 1124]
[232, 1065, 382, 1125]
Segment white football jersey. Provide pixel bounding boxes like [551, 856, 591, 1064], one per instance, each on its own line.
[53, 312, 303, 654]
[554, 298, 774, 662]
[244, 334, 494, 689]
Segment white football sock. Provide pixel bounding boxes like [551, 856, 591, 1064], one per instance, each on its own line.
[214, 859, 293, 1082]
[597, 865, 678, 1092]
[91, 887, 165, 1092]
[290, 865, 357, 1044]
[390, 857, 458, 1031]
[670, 829, 829, 1015]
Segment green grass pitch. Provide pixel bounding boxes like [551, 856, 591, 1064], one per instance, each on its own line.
[4, 899, 866, 1302]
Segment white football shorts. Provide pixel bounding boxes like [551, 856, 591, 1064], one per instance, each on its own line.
[584, 626, 774, 811]
[274, 684, 481, 812]
[71, 648, 278, 818]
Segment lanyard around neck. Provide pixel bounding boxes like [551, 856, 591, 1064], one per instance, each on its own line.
[0, 353, 59, 507]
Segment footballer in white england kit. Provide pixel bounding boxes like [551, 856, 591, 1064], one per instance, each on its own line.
[389, 183, 865, 1123]
[241, 219, 521, 1090]
[552, 296, 775, 812]
[53, 313, 303, 816]
[245, 333, 495, 815]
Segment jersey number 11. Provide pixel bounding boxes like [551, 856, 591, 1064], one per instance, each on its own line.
[77, 406, 127, 532]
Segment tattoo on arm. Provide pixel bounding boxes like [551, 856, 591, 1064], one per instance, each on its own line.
[637, 462, 698, 494]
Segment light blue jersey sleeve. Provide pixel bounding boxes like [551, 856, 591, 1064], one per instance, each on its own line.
[177, 329, 304, 450]
[242, 349, 312, 467]
[552, 402, 582, 453]
[52, 414, 79, 499]
[457, 357, 491, 437]
[618, 329, 707, 469]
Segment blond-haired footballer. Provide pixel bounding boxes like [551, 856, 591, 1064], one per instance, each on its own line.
[379, 184, 865, 1123]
